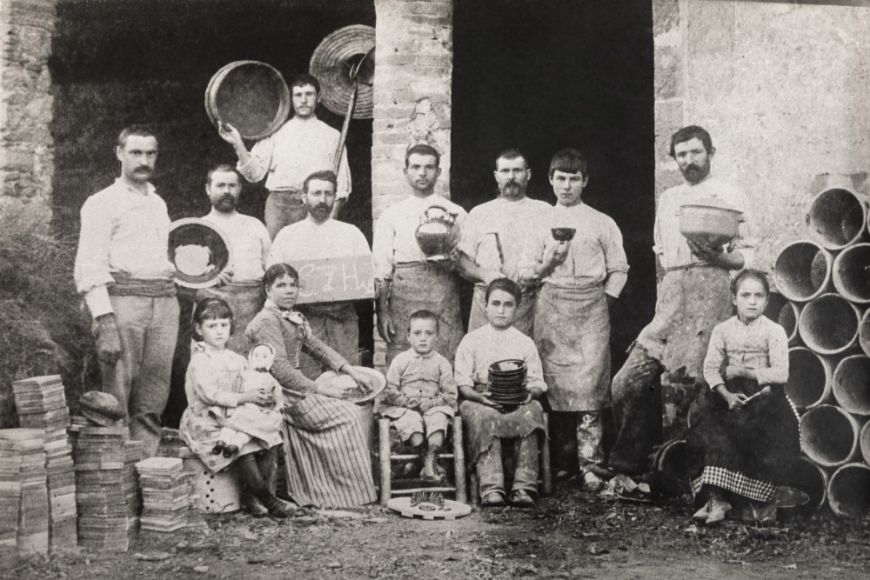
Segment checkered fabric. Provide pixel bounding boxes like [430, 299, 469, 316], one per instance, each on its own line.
[691, 466, 776, 502]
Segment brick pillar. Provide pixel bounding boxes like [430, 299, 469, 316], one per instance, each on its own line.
[371, 0, 453, 369]
[0, 0, 55, 215]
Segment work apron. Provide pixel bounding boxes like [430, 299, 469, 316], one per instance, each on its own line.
[388, 262, 464, 364]
[534, 283, 610, 412]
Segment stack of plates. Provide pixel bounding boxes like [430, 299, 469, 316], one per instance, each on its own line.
[0, 429, 49, 556]
[74, 426, 131, 552]
[136, 457, 192, 533]
[12, 376, 77, 553]
[488, 359, 528, 408]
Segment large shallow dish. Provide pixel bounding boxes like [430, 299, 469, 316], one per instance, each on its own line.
[205, 60, 291, 140]
[168, 218, 233, 289]
[679, 202, 743, 247]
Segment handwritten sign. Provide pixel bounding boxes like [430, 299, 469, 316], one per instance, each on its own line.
[291, 254, 375, 305]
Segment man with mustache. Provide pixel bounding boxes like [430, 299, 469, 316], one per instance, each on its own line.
[219, 74, 351, 239]
[373, 144, 467, 366]
[268, 170, 371, 375]
[608, 125, 756, 478]
[199, 164, 271, 353]
[74, 125, 179, 457]
[456, 149, 551, 336]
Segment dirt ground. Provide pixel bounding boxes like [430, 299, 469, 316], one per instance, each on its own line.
[8, 485, 869, 580]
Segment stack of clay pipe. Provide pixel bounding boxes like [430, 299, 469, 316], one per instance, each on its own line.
[771, 181, 870, 519]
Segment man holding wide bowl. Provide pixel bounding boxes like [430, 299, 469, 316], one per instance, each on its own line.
[608, 125, 755, 478]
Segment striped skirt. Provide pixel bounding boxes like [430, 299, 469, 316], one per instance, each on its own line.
[283, 394, 376, 508]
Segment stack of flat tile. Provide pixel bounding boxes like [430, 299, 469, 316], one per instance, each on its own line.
[0, 429, 49, 556]
[136, 457, 192, 533]
[73, 425, 130, 551]
[12, 375, 77, 552]
[123, 440, 145, 541]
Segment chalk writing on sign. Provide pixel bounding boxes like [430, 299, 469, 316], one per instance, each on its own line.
[292, 254, 374, 305]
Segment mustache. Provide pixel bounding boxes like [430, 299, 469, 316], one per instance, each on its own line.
[134, 166, 153, 172]
[312, 203, 331, 212]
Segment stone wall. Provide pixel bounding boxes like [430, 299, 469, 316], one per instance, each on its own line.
[0, 0, 54, 214]
[654, 0, 870, 271]
[371, 0, 453, 367]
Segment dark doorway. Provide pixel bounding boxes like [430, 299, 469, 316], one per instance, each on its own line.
[49, 0, 376, 426]
[452, 0, 656, 366]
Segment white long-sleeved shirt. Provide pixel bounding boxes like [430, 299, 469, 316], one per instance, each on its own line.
[202, 209, 270, 282]
[531, 202, 629, 297]
[653, 174, 755, 270]
[237, 116, 351, 198]
[703, 315, 789, 388]
[372, 193, 467, 280]
[74, 178, 174, 317]
[453, 324, 548, 393]
[458, 196, 551, 284]
[267, 216, 371, 266]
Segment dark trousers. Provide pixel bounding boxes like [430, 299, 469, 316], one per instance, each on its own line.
[235, 446, 279, 509]
[609, 344, 663, 474]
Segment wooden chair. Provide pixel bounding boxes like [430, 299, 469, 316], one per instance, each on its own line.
[375, 415, 467, 506]
[467, 412, 552, 506]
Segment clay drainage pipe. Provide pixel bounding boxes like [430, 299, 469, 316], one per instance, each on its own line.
[831, 243, 870, 304]
[806, 187, 869, 251]
[827, 463, 870, 519]
[764, 292, 800, 344]
[860, 307, 870, 358]
[798, 293, 860, 355]
[780, 456, 828, 514]
[785, 347, 832, 408]
[831, 355, 870, 416]
[799, 404, 861, 467]
[773, 241, 832, 303]
[860, 421, 870, 465]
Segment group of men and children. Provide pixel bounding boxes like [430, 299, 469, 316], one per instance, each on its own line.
[73, 72, 798, 526]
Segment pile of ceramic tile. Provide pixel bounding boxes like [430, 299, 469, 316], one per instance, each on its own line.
[124, 440, 145, 537]
[136, 457, 192, 533]
[0, 429, 49, 556]
[12, 376, 77, 552]
[73, 425, 132, 551]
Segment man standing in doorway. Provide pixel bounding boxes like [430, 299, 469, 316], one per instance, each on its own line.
[526, 148, 629, 491]
[219, 73, 352, 238]
[199, 164, 271, 353]
[268, 170, 371, 376]
[457, 149, 551, 336]
[74, 125, 179, 457]
[373, 144, 467, 366]
[608, 125, 755, 477]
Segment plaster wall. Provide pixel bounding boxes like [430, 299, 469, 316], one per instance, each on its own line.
[656, 0, 870, 271]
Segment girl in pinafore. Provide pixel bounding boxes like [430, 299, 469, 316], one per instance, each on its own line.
[685, 269, 800, 526]
[179, 297, 290, 518]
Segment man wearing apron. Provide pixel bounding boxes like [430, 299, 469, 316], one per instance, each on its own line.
[373, 144, 466, 366]
[218, 73, 352, 239]
[268, 170, 372, 377]
[456, 149, 552, 337]
[526, 149, 629, 491]
[608, 126, 755, 476]
[74, 125, 179, 457]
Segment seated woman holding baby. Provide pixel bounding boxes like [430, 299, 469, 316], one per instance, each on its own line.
[245, 263, 378, 508]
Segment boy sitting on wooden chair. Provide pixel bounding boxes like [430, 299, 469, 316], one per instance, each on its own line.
[378, 310, 458, 481]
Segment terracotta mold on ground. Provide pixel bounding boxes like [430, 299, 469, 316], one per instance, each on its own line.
[831, 355, 870, 416]
[827, 463, 870, 519]
[806, 187, 868, 251]
[785, 347, 832, 408]
[831, 243, 870, 304]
